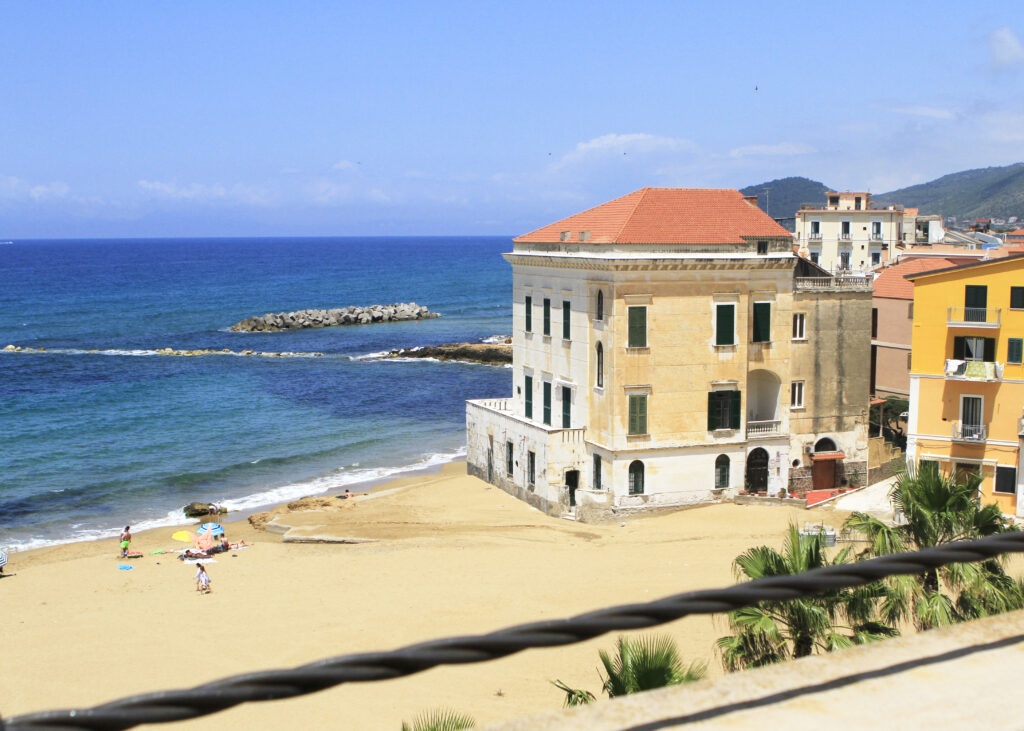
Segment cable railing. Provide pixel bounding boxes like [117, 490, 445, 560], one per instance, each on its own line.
[7, 532, 1024, 730]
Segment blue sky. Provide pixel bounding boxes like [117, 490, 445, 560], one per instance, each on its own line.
[2, 1, 1023, 237]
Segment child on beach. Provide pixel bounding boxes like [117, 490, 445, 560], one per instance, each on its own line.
[195, 563, 211, 593]
[120, 526, 132, 558]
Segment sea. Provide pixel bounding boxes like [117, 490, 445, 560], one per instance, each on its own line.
[0, 236, 513, 552]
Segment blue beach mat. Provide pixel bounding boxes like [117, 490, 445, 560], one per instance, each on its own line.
[118, 564, 134, 570]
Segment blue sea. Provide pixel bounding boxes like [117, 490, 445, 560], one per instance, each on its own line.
[0, 237, 512, 552]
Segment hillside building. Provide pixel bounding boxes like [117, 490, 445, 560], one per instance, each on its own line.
[905, 254, 1024, 514]
[794, 192, 903, 272]
[466, 188, 871, 519]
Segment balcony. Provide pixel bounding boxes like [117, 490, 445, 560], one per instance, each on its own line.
[746, 420, 781, 439]
[794, 276, 872, 292]
[870, 233, 883, 242]
[952, 423, 986, 442]
[947, 307, 1001, 328]
[944, 359, 1003, 381]
[808, 232, 822, 241]
[839, 233, 852, 241]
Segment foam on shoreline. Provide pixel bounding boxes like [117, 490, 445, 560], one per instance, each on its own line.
[0, 447, 467, 554]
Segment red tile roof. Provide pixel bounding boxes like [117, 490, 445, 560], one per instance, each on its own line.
[874, 256, 976, 299]
[1005, 228, 1024, 238]
[514, 188, 791, 244]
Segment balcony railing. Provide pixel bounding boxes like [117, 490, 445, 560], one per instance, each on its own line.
[870, 233, 883, 241]
[794, 276, 873, 292]
[808, 232, 822, 241]
[839, 233, 852, 241]
[944, 359, 1003, 381]
[952, 423, 986, 442]
[947, 307, 1001, 327]
[746, 420, 781, 438]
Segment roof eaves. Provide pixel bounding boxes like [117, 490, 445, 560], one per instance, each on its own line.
[903, 252, 1024, 280]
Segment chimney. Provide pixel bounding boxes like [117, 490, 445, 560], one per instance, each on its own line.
[743, 195, 759, 208]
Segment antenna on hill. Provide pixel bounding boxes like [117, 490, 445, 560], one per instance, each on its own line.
[762, 187, 770, 217]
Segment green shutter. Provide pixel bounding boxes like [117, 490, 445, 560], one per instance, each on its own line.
[753, 302, 771, 343]
[984, 338, 996, 363]
[524, 375, 533, 419]
[1011, 287, 1024, 310]
[953, 337, 966, 360]
[730, 391, 741, 430]
[716, 304, 734, 345]
[562, 301, 571, 340]
[543, 381, 551, 425]
[562, 386, 571, 428]
[1009, 338, 1023, 364]
[629, 395, 647, 435]
[543, 299, 551, 335]
[707, 392, 719, 430]
[525, 296, 532, 332]
[628, 306, 647, 347]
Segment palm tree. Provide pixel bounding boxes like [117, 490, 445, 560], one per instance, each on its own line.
[843, 463, 1024, 631]
[552, 634, 705, 707]
[400, 709, 475, 731]
[717, 525, 896, 671]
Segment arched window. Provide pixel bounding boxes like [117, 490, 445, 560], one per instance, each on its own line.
[814, 437, 837, 453]
[596, 342, 604, 388]
[715, 454, 730, 489]
[628, 460, 645, 495]
[596, 290, 604, 321]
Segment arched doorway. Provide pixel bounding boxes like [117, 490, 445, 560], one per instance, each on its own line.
[746, 448, 769, 493]
[815, 437, 837, 453]
[812, 438, 841, 490]
[628, 460, 645, 495]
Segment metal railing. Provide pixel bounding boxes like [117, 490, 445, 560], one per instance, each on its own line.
[952, 423, 986, 442]
[10, 532, 1024, 730]
[746, 419, 781, 438]
[947, 307, 1001, 327]
[794, 276, 873, 292]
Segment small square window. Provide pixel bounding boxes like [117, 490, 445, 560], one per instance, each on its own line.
[995, 466, 1017, 494]
[756, 241, 768, 255]
[1011, 287, 1024, 310]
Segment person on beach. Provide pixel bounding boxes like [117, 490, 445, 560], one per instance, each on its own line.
[119, 526, 131, 558]
[195, 563, 211, 593]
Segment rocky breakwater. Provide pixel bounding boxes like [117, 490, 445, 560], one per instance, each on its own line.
[374, 338, 512, 366]
[230, 303, 440, 332]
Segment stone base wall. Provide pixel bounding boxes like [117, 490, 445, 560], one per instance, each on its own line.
[466, 461, 560, 517]
[789, 460, 868, 494]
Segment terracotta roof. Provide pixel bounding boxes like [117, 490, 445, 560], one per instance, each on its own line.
[904, 252, 1024, 281]
[874, 257, 974, 299]
[1005, 228, 1024, 238]
[514, 188, 791, 244]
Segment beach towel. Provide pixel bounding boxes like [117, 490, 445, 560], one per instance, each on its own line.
[183, 558, 217, 565]
[118, 564, 134, 570]
[125, 552, 144, 559]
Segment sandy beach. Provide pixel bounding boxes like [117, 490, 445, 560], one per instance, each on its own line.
[2, 462, 848, 730]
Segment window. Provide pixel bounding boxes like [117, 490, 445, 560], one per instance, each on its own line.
[542, 381, 552, 425]
[839, 252, 851, 270]
[1009, 338, 1023, 364]
[596, 343, 604, 387]
[628, 394, 648, 435]
[871, 221, 882, 239]
[628, 306, 647, 348]
[561, 386, 571, 428]
[628, 460, 645, 495]
[810, 220, 820, 237]
[752, 302, 771, 343]
[596, 290, 604, 320]
[829, 195, 839, 207]
[855, 196, 862, 210]
[1012, 287, 1024, 310]
[810, 252, 820, 264]
[953, 336, 995, 362]
[715, 455, 730, 489]
[871, 308, 878, 338]
[524, 375, 533, 419]
[964, 285, 987, 323]
[524, 295, 532, 332]
[527, 451, 535, 485]
[562, 300, 571, 340]
[841, 221, 851, 239]
[707, 390, 741, 430]
[593, 454, 602, 491]
[871, 252, 881, 266]
[543, 298, 551, 335]
[506, 441, 514, 476]
[996, 466, 1017, 495]
[791, 381, 804, 408]
[955, 463, 981, 483]
[792, 313, 805, 340]
[756, 240, 768, 255]
[715, 303, 735, 346]
[960, 395, 984, 440]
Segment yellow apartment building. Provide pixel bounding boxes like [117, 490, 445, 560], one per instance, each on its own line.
[906, 254, 1024, 514]
[466, 188, 871, 519]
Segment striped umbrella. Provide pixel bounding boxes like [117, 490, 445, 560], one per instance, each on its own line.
[196, 522, 224, 537]
[0, 549, 7, 570]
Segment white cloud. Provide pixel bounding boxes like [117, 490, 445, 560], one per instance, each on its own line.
[552, 133, 696, 170]
[990, 27, 1024, 68]
[890, 105, 955, 120]
[332, 160, 359, 171]
[728, 142, 815, 158]
[137, 179, 272, 206]
[29, 181, 70, 200]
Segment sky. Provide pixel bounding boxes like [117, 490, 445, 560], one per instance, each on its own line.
[2, 1, 1024, 238]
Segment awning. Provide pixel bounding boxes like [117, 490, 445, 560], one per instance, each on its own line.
[812, 451, 846, 461]
[870, 398, 886, 406]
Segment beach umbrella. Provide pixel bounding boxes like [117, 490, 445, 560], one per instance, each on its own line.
[0, 549, 7, 570]
[171, 530, 193, 543]
[196, 522, 224, 537]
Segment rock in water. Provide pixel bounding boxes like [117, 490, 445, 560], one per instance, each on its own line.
[229, 303, 441, 332]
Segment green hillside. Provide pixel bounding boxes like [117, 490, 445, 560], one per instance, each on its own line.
[874, 163, 1024, 220]
[739, 177, 831, 220]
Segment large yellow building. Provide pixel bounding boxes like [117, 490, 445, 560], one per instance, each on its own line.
[466, 188, 872, 519]
[906, 254, 1024, 513]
